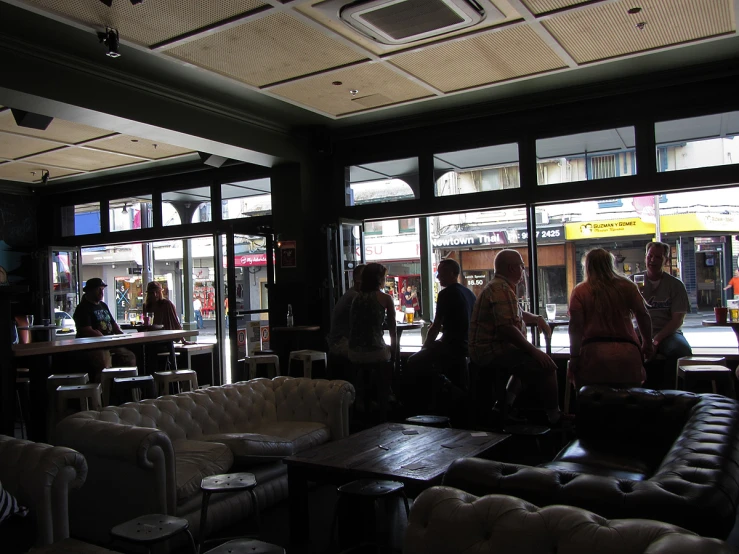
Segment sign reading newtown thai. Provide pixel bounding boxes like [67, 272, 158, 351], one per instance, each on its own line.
[431, 226, 564, 248]
[566, 218, 654, 240]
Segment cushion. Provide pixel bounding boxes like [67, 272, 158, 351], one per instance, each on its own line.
[173, 440, 233, 504]
[0, 481, 28, 524]
[203, 422, 330, 464]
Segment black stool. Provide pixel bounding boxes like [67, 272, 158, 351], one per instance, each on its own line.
[204, 539, 284, 553]
[199, 472, 260, 552]
[330, 479, 410, 552]
[110, 514, 197, 554]
[405, 415, 450, 428]
[111, 375, 157, 404]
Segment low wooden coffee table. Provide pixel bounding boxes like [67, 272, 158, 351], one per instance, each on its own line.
[284, 422, 509, 544]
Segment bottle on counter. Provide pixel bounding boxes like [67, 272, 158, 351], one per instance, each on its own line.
[286, 304, 294, 327]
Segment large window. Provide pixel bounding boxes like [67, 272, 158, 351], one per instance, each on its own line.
[221, 179, 271, 220]
[434, 143, 520, 196]
[536, 127, 636, 185]
[163, 187, 212, 226]
[61, 202, 101, 237]
[656, 111, 739, 173]
[109, 195, 152, 232]
[345, 157, 418, 206]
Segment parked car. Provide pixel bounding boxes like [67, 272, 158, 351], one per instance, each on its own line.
[54, 310, 76, 336]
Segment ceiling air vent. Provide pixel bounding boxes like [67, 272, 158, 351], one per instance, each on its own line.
[316, 0, 503, 46]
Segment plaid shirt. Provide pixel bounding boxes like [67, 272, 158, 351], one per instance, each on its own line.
[469, 274, 526, 365]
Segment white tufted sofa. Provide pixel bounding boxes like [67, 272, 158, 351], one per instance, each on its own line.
[0, 435, 87, 548]
[404, 486, 737, 554]
[54, 376, 355, 545]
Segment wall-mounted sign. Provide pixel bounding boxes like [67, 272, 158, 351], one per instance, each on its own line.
[566, 218, 654, 240]
[127, 267, 142, 275]
[280, 240, 297, 268]
[431, 226, 564, 249]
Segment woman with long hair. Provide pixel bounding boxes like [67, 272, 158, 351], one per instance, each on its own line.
[144, 281, 190, 369]
[568, 248, 653, 388]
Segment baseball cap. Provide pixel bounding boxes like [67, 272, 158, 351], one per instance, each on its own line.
[83, 277, 107, 291]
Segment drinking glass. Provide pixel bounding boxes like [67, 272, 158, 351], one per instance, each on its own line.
[545, 304, 556, 321]
[26, 314, 34, 326]
[146, 312, 154, 325]
[634, 274, 645, 292]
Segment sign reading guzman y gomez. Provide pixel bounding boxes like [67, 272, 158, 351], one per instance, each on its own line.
[432, 226, 564, 248]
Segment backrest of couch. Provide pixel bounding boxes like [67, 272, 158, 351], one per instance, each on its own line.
[577, 387, 700, 453]
[404, 486, 735, 554]
[67, 377, 352, 441]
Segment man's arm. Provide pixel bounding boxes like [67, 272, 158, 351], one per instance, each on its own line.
[653, 312, 685, 345]
[497, 322, 557, 371]
[424, 317, 442, 347]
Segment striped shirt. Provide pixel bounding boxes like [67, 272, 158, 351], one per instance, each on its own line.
[469, 274, 526, 365]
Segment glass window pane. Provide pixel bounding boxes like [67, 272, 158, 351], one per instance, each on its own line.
[536, 127, 636, 185]
[62, 202, 100, 237]
[656, 111, 739, 172]
[221, 179, 272, 220]
[109, 195, 152, 232]
[163, 187, 212, 226]
[345, 157, 418, 206]
[434, 143, 520, 196]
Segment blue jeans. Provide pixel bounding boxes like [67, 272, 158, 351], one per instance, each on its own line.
[646, 332, 692, 390]
[194, 310, 203, 329]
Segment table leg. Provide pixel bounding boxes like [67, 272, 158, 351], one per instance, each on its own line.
[288, 466, 310, 545]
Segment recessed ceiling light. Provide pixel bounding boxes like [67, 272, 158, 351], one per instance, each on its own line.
[130, 139, 138, 142]
[627, 7, 642, 15]
[332, 81, 343, 86]
[350, 89, 359, 96]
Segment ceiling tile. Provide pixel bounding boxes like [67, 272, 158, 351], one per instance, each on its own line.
[0, 110, 112, 143]
[269, 62, 434, 116]
[521, 0, 590, 15]
[0, 132, 64, 160]
[24, 147, 141, 171]
[298, 0, 524, 56]
[20, 0, 266, 47]
[543, 0, 735, 64]
[85, 135, 193, 159]
[0, 161, 81, 183]
[165, 12, 367, 87]
[389, 26, 566, 93]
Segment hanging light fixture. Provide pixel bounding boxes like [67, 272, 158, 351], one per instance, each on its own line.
[122, 203, 128, 214]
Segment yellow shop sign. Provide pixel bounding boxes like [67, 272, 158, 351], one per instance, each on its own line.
[661, 213, 739, 233]
[566, 218, 654, 240]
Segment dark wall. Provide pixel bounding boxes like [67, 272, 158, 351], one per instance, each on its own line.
[0, 191, 38, 313]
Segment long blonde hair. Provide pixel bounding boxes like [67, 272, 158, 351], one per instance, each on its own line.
[581, 248, 642, 325]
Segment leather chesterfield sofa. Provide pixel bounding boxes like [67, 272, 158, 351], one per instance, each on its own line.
[404, 486, 737, 554]
[55, 376, 355, 544]
[444, 386, 739, 538]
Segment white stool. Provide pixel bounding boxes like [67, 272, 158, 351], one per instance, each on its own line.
[676, 356, 726, 388]
[677, 363, 733, 395]
[47, 373, 89, 437]
[289, 350, 327, 379]
[154, 370, 198, 396]
[246, 355, 281, 380]
[101, 367, 138, 406]
[55, 383, 102, 425]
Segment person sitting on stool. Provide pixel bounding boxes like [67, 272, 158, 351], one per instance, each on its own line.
[407, 259, 476, 409]
[469, 250, 568, 427]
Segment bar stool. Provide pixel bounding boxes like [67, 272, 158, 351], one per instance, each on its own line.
[676, 356, 727, 388]
[246, 355, 280, 380]
[157, 350, 180, 371]
[55, 384, 102, 424]
[111, 375, 157, 404]
[153, 370, 198, 396]
[204, 539, 284, 554]
[47, 373, 89, 438]
[678, 364, 734, 397]
[288, 350, 327, 378]
[15, 374, 31, 439]
[110, 514, 197, 554]
[329, 479, 409, 552]
[100, 367, 138, 406]
[199, 473, 260, 552]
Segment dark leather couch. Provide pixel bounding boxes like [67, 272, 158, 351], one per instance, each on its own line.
[444, 386, 739, 538]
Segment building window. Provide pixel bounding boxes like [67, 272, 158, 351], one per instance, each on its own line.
[221, 179, 272, 219]
[365, 221, 383, 235]
[345, 157, 418, 206]
[589, 154, 617, 179]
[434, 143, 520, 196]
[399, 218, 416, 233]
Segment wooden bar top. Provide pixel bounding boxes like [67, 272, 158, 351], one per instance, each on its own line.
[12, 329, 198, 357]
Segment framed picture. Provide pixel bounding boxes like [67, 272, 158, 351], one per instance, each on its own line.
[280, 240, 297, 268]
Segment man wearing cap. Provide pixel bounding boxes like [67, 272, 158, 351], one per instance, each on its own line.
[73, 277, 137, 381]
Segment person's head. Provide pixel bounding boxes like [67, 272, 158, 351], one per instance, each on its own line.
[646, 241, 669, 278]
[406, 285, 412, 293]
[436, 258, 461, 288]
[82, 278, 107, 304]
[352, 264, 366, 291]
[146, 281, 163, 305]
[494, 249, 525, 284]
[360, 263, 387, 292]
[582, 248, 618, 282]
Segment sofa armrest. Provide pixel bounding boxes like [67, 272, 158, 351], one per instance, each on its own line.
[0, 435, 87, 546]
[273, 377, 355, 440]
[443, 457, 737, 539]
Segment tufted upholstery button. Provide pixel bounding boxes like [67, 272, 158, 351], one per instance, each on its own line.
[501, 465, 518, 476]
[617, 480, 634, 493]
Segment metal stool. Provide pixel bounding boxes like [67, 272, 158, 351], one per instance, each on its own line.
[678, 364, 734, 396]
[199, 473, 260, 552]
[157, 350, 180, 371]
[100, 367, 138, 406]
[330, 479, 409, 553]
[47, 373, 89, 438]
[111, 375, 157, 404]
[288, 350, 327, 378]
[154, 370, 198, 396]
[110, 514, 196, 554]
[55, 384, 102, 424]
[246, 355, 281, 380]
[405, 415, 450, 428]
[676, 356, 727, 388]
